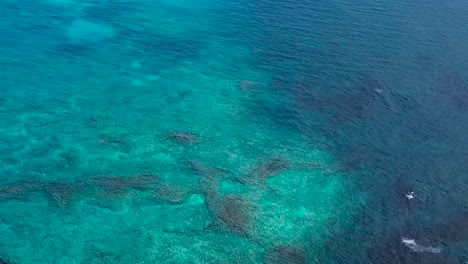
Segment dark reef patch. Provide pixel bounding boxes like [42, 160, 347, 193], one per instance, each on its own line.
[187, 160, 230, 178]
[91, 174, 162, 198]
[240, 156, 289, 184]
[0, 174, 196, 207]
[186, 160, 231, 202]
[0, 180, 43, 201]
[209, 195, 254, 236]
[152, 183, 188, 204]
[265, 244, 307, 264]
[45, 182, 87, 207]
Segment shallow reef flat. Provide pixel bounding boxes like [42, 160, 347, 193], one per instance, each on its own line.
[0, 2, 360, 262]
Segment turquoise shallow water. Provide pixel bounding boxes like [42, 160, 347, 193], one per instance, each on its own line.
[0, 0, 467, 263]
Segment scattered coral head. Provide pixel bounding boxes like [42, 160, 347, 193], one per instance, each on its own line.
[212, 195, 254, 236]
[153, 183, 188, 204]
[0, 180, 43, 201]
[243, 156, 289, 183]
[92, 174, 161, 198]
[45, 182, 87, 206]
[265, 244, 307, 264]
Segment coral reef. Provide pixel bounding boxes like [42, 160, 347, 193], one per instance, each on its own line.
[153, 183, 188, 204]
[209, 195, 254, 236]
[45, 182, 87, 206]
[0, 173, 198, 208]
[0, 180, 43, 201]
[186, 160, 231, 201]
[91, 174, 162, 198]
[240, 156, 289, 184]
[265, 244, 307, 264]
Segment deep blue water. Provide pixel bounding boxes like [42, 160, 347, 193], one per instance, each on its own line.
[0, 0, 467, 263]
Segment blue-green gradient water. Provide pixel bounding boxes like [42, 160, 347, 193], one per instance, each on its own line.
[1, 0, 467, 263]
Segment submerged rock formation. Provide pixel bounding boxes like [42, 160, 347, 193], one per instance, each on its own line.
[186, 160, 231, 202]
[45, 182, 87, 206]
[265, 244, 307, 264]
[152, 183, 188, 204]
[91, 174, 162, 198]
[0, 173, 195, 207]
[209, 195, 254, 236]
[0, 180, 43, 201]
[239, 156, 289, 185]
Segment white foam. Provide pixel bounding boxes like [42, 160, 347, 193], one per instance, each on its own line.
[401, 237, 442, 253]
[405, 191, 414, 200]
[374, 88, 384, 93]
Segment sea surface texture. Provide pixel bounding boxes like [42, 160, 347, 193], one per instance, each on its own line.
[0, 0, 467, 263]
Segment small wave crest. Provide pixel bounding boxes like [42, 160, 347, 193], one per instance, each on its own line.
[401, 237, 442, 254]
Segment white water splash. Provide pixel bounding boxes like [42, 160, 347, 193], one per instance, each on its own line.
[401, 237, 442, 253]
[405, 191, 414, 200]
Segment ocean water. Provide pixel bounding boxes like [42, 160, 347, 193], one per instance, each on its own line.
[0, 0, 467, 263]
